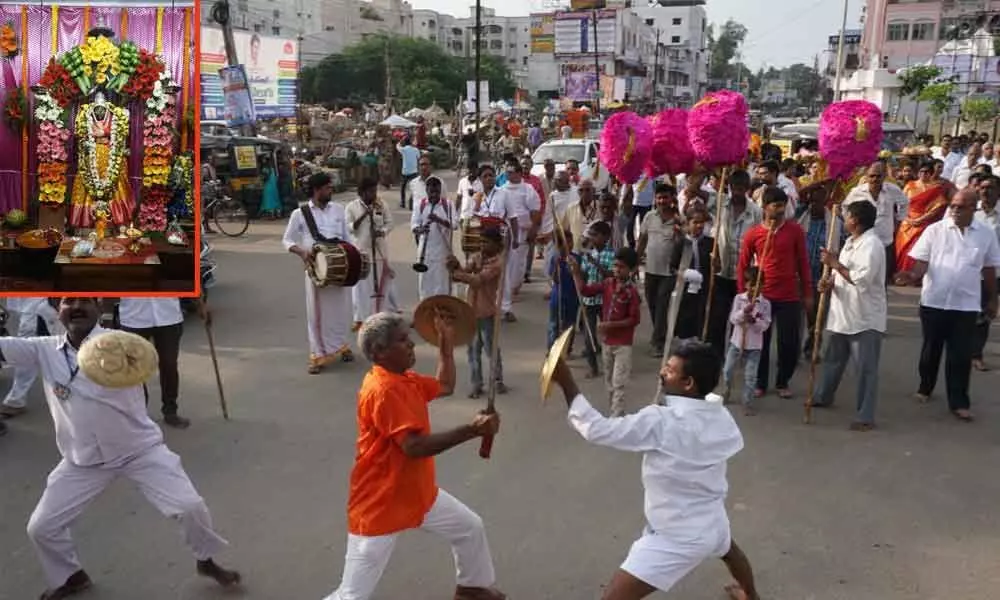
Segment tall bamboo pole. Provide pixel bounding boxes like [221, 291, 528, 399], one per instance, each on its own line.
[701, 167, 729, 341]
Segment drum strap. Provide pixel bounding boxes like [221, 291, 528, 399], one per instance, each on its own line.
[300, 203, 334, 244]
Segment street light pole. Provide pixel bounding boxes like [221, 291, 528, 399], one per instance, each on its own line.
[833, 0, 849, 100]
[474, 0, 482, 157]
[593, 9, 601, 113]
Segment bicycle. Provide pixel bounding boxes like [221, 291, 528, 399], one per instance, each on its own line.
[202, 180, 250, 237]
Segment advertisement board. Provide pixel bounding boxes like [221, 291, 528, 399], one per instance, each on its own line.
[218, 65, 256, 127]
[200, 27, 299, 119]
[554, 10, 616, 56]
[530, 13, 555, 54]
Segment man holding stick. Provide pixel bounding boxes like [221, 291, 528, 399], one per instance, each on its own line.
[347, 177, 399, 328]
[322, 312, 505, 600]
[812, 200, 887, 431]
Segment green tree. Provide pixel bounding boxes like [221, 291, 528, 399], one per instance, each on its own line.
[300, 34, 515, 109]
[707, 19, 748, 82]
[963, 97, 999, 130]
[784, 62, 824, 106]
[896, 64, 942, 123]
[918, 81, 957, 135]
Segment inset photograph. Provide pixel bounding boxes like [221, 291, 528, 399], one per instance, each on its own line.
[0, 1, 198, 293]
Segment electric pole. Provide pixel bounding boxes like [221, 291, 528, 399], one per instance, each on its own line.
[210, 0, 257, 137]
[474, 0, 482, 155]
[592, 8, 601, 113]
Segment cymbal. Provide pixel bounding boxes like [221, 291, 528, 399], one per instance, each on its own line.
[413, 294, 477, 347]
[78, 330, 159, 389]
[540, 326, 574, 403]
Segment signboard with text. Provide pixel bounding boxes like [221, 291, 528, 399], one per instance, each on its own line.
[554, 10, 616, 56]
[530, 13, 555, 53]
[201, 27, 299, 119]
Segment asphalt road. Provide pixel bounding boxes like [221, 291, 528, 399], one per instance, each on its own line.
[2, 173, 999, 600]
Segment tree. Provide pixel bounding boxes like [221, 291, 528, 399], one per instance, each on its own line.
[963, 97, 999, 130]
[918, 81, 957, 135]
[300, 34, 516, 109]
[707, 19, 748, 82]
[896, 64, 942, 123]
[784, 62, 824, 106]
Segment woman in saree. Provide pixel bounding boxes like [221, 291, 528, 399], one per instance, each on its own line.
[896, 159, 952, 273]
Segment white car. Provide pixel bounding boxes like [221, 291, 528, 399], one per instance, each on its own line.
[530, 139, 609, 190]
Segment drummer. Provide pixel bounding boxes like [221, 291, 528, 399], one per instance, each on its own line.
[0, 298, 241, 599]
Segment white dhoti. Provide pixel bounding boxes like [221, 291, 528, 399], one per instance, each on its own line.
[419, 262, 452, 300]
[323, 489, 496, 600]
[501, 228, 530, 313]
[620, 520, 731, 592]
[27, 443, 228, 589]
[352, 259, 400, 322]
[305, 274, 353, 367]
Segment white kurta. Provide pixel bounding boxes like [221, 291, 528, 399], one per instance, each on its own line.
[345, 197, 399, 321]
[499, 182, 541, 312]
[283, 200, 354, 365]
[568, 392, 743, 592]
[411, 197, 459, 300]
[2, 297, 61, 408]
[0, 328, 228, 588]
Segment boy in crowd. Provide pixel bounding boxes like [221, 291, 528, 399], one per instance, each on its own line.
[448, 228, 508, 399]
[722, 267, 772, 415]
[579, 221, 617, 378]
[671, 206, 714, 341]
[547, 231, 580, 350]
[571, 247, 642, 417]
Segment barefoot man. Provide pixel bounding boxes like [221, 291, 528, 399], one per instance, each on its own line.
[547, 339, 760, 600]
[0, 298, 240, 599]
[322, 311, 506, 600]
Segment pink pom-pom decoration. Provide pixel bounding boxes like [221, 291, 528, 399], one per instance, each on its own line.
[687, 90, 750, 168]
[819, 100, 883, 181]
[645, 109, 695, 178]
[598, 111, 653, 185]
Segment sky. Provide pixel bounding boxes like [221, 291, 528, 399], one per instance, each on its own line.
[408, 0, 866, 69]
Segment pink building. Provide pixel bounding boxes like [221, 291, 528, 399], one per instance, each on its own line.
[862, 0, 1000, 69]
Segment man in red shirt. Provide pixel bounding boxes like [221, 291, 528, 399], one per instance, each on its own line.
[737, 186, 814, 399]
[322, 312, 505, 600]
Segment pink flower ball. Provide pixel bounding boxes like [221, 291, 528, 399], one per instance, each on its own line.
[687, 90, 750, 168]
[819, 100, 883, 181]
[645, 109, 695, 178]
[598, 111, 653, 185]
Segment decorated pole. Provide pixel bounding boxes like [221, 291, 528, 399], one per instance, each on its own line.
[687, 90, 750, 343]
[804, 100, 884, 424]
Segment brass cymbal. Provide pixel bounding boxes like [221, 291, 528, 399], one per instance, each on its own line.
[540, 326, 574, 403]
[78, 330, 159, 389]
[412, 294, 477, 347]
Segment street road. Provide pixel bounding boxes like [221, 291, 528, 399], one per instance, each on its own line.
[2, 172, 999, 599]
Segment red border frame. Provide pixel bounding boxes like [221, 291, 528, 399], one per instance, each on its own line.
[3, 1, 204, 299]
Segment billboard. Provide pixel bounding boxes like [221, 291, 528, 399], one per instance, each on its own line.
[554, 10, 616, 56]
[561, 63, 606, 101]
[530, 13, 555, 54]
[200, 27, 299, 120]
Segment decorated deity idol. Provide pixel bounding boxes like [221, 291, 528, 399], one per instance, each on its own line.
[70, 89, 134, 228]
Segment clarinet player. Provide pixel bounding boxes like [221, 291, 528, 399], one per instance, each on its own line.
[411, 176, 459, 300]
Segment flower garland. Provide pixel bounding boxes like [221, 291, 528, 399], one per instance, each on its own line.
[78, 35, 120, 88]
[35, 92, 71, 205]
[92, 199, 110, 221]
[74, 103, 129, 201]
[139, 66, 178, 232]
[38, 59, 80, 108]
[167, 153, 194, 219]
[0, 22, 18, 59]
[122, 49, 164, 102]
[138, 187, 170, 231]
[3, 87, 25, 131]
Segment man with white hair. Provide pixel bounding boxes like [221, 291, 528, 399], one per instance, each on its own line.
[322, 312, 505, 600]
[844, 161, 908, 284]
[979, 142, 998, 171]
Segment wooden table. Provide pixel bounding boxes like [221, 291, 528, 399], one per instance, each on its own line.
[53, 238, 161, 291]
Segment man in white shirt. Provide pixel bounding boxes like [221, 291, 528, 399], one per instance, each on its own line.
[457, 163, 483, 225]
[563, 178, 598, 252]
[938, 136, 964, 181]
[346, 177, 399, 328]
[119, 298, 202, 429]
[753, 160, 796, 220]
[283, 172, 356, 374]
[979, 142, 998, 171]
[896, 188, 1000, 421]
[972, 175, 1000, 370]
[547, 340, 760, 600]
[411, 175, 459, 299]
[497, 162, 540, 321]
[0, 298, 240, 599]
[539, 170, 578, 267]
[949, 142, 981, 189]
[812, 201, 887, 430]
[408, 155, 449, 216]
[844, 161, 908, 284]
[0, 297, 61, 418]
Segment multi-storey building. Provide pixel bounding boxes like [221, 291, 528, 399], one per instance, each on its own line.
[632, 1, 709, 104]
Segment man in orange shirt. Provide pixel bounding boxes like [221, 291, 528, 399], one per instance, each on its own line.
[322, 312, 505, 600]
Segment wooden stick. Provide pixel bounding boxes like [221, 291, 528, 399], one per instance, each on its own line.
[204, 319, 229, 421]
[701, 167, 730, 341]
[480, 226, 510, 459]
[804, 184, 844, 425]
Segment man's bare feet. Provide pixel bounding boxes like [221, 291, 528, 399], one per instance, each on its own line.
[913, 392, 930, 403]
[196, 558, 241, 587]
[952, 408, 974, 422]
[973, 359, 990, 372]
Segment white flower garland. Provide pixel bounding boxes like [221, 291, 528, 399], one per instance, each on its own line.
[74, 104, 128, 200]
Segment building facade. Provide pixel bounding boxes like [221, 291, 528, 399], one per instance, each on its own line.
[632, 2, 709, 104]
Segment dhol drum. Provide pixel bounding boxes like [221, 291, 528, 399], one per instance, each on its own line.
[461, 217, 483, 255]
[309, 241, 371, 288]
